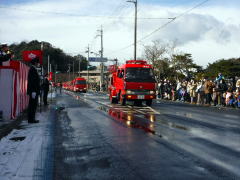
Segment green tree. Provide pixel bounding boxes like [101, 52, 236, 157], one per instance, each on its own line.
[9, 40, 88, 73]
[172, 53, 202, 79]
[204, 58, 240, 78]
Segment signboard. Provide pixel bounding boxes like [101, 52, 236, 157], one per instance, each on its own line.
[22, 50, 43, 65]
[88, 57, 108, 62]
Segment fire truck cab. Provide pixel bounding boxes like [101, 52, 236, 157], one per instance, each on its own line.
[72, 77, 87, 93]
[108, 60, 156, 106]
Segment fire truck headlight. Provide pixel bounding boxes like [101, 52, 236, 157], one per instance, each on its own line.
[149, 91, 155, 94]
[126, 90, 134, 94]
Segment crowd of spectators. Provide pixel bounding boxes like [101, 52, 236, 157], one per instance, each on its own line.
[157, 73, 240, 108]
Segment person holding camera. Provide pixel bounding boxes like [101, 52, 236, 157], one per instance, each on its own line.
[27, 57, 41, 123]
[0, 43, 12, 66]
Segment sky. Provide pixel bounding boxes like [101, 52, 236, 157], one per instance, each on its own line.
[0, 0, 239, 67]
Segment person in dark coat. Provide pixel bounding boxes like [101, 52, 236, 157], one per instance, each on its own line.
[42, 74, 50, 105]
[59, 82, 62, 94]
[27, 57, 41, 123]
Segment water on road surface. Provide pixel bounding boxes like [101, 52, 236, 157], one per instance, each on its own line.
[51, 91, 240, 180]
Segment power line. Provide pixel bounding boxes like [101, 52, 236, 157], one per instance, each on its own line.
[98, 1, 126, 30]
[100, 2, 131, 33]
[139, 0, 210, 42]
[0, 5, 173, 20]
[138, 18, 176, 43]
[107, 1, 127, 17]
[106, 0, 210, 55]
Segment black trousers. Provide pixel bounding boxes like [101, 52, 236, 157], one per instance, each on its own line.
[28, 95, 38, 122]
[43, 90, 48, 105]
[206, 93, 212, 105]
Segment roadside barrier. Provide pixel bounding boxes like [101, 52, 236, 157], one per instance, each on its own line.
[0, 61, 29, 119]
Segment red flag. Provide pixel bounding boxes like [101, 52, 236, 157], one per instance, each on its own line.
[49, 72, 53, 81]
[22, 50, 43, 65]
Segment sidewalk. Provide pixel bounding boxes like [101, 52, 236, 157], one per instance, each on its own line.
[0, 92, 56, 140]
[0, 92, 57, 179]
[0, 104, 55, 180]
[0, 115, 23, 140]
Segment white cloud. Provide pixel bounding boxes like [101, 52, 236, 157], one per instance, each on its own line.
[0, 0, 239, 66]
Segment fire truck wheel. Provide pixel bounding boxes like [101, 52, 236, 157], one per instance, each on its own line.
[120, 95, 126, 106]
[146, 100, 152, 106]
[110, 96, 118, 104]
[113, 98, 118, 104]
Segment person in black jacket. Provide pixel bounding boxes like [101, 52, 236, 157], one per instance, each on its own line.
[0, 44, 12, 65]
[216, 79, 228, 106]
[41, 74, 50, 105]
[27, 57, 41, 123]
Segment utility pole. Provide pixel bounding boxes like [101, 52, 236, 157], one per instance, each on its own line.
[127, 0, 137, 60]
[40, 42, 44, 76]
[78, 57, 81, 77]
[55, 64, 58, 83]
[86, 45, 90, 88]
[47, 55, 50, 75]
[68, 64, 71, 81]
[40, 42, 44, 112]
[73, 59, 74, 79]
[114, 58, 118, 66]
[98, 26, 104, 92]
[50, 63, 52, 101]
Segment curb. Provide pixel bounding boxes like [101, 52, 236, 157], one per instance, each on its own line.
[156, 99, 240, 111]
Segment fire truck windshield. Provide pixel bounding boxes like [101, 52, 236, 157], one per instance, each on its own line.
[125, 68, 155, 82]
[75, 80, 86, 85]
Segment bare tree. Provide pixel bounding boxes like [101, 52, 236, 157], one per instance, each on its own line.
[143, 40, 169, 82]
[144, 40, 167, 66]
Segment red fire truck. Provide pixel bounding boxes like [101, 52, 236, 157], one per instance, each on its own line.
[72, 77, 87, 93]
[108, 60, 156, 106]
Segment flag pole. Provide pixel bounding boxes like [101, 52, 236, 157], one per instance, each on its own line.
[39, 44, 44, 113]
[50, 64, 52, 102]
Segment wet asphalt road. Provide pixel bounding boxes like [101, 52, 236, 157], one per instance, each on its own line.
[52, 91, 240, 180]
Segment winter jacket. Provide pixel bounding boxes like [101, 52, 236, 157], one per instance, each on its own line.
[204, 80, 214, 94]
[41, 77, 50, 92]
[189, 83, 197, 97]
[236, 79, 240, 88]
[217, 82, 228, 92]
[27, 65, 40, 95]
